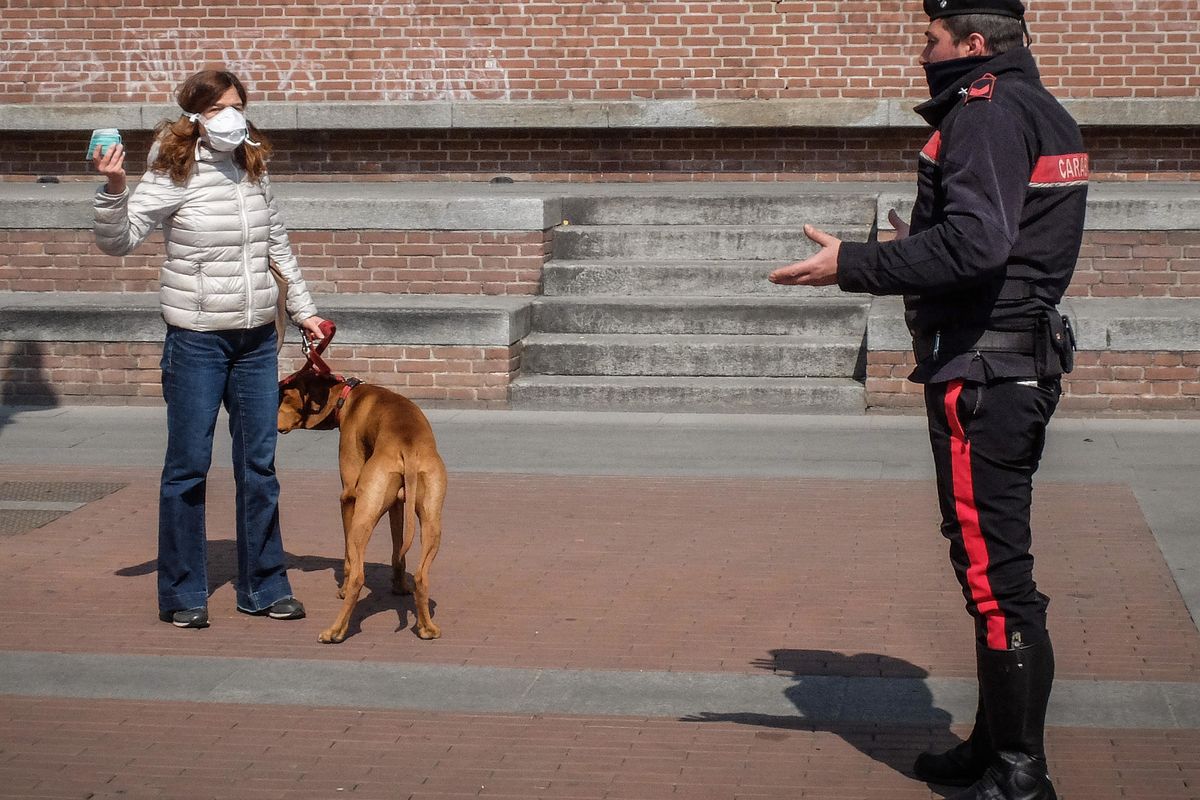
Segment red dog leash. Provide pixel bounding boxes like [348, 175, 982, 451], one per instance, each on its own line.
[279, 318, 338, 382]
[279, 319, 363, 424]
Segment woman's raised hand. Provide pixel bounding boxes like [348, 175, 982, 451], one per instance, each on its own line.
[92, 143, 127, 195]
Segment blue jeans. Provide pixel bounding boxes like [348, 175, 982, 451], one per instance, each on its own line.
[158, 323, 294, 613]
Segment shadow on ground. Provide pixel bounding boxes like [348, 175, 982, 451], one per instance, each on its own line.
[115, 540, 434, 639]
[683, 648, 964, 788]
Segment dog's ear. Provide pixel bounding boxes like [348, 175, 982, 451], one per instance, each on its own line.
[300, 375, 343, 430]
[277, 384, 305, 433]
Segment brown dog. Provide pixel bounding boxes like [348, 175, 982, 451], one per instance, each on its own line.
[278, 372, 447, 642]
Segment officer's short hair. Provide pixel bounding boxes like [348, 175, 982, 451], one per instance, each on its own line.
[942, 14, 1025, 53]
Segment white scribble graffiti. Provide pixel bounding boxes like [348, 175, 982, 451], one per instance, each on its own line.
[371, 45, 513, 102]
[7, 1, 516, 101]
[117, 30, 194, 99]
[0, 33, 107, 99]
[367, 0, 514, 101]
[118, 30, 322, 99]
[222, 42, 321, 95]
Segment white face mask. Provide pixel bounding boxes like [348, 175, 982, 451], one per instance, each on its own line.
[202, 106, 247, 151]
[186, 106, 257, 152]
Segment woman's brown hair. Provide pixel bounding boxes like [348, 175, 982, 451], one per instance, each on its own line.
[151, 69, 273, 185]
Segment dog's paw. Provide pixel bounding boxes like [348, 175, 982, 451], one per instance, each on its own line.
[416, 622, 442, 640]
[392, 574, 414, 596]
[318, 628, 347, 644]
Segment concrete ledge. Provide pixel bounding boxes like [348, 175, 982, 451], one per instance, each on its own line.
[0, 182, 563, 232]
[8, 291, 1193, 354]
[867, 296, 1200, 353]
[318, 294, 532, 346]
[4, 97, 1198, 132]
[866, 296, 913, 352]
[2, 181, 1196, 233]
[0, 292, 533, 347]
[274, 186, 560, 231]
[1068, 297, 1200, 351]
[1076, 184, 1200, 231]
[877, 183, 1200, 232]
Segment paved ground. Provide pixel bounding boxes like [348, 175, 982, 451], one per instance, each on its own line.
[1, 405, 1198, 799]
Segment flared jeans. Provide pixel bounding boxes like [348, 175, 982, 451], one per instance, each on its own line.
[157, 323, 294, 614]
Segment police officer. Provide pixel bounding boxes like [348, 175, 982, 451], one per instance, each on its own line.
[769, 2, 1087, 798]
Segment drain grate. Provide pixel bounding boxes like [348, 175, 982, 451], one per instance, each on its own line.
[0, 481, 127, 536]
[0, 481, 127, 504]
[0, 509, 69, 535]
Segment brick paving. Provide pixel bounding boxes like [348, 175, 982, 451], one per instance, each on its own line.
[1, 463, 1198, 798]
[3, 696, 1199, 800]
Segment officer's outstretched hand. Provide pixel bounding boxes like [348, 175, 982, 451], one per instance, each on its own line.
[888, 208, 911, 240]
[768, 224, 841, 286]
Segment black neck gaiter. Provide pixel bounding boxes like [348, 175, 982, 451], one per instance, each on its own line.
[923, 55, 994, 99]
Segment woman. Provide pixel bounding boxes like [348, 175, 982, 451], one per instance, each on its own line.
[93, 69, 325, 629]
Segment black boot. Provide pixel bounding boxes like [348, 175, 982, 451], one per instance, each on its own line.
[913, 696, 990, 786]
[947, 639, 1057, 800]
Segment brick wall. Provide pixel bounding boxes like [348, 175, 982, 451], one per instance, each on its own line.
[280, 343, 521, 408]
[14, 340, 1197, 413]
[0, 230, 552, 295]
[1069, 231, 1200, 298]
[866, 351, 1200, 415]
[2, 1, 1196, 104]
[4, 128, 1199, 182]
[0, 340, 521, 408]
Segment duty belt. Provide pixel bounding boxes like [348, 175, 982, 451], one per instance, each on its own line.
[914, 328, 1035, 362]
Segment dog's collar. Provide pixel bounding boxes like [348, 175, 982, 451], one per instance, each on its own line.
[334, 377, 363, 425]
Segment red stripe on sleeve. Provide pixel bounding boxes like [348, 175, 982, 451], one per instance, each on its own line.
[1029, 153, 1090, 186]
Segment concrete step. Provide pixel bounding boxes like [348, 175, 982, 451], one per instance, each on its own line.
[542, 260, 846, 297]
[559, 193, 879, 226]
[0, 292, 533, 348]
[552, 225, 873, 261]
[510, 374, 866, 413]
[521, 333, 864, 378]
[531, 296, 869, 336]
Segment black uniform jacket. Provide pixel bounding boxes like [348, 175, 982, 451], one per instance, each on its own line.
[837, 47, 1089, 383]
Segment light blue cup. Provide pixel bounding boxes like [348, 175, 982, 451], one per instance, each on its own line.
[86, 128, 122, 160]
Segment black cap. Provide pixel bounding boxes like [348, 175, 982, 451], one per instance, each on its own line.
[924, 0, 1025, 19]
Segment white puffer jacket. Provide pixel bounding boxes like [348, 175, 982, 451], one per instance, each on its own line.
[93, 143, 317, 332]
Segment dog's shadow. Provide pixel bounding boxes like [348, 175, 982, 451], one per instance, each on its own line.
[682, 648, 963, 790]
[115, 539, 434, 639]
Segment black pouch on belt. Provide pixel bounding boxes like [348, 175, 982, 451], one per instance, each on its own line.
[1036, 311, 1076, 376]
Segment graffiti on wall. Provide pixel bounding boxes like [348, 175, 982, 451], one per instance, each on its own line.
[2, 2, 515, 102]
[0, 34, 108, 99]
[116, 30, 324, 99]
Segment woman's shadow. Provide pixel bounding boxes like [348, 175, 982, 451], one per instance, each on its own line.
[1, 343, 60, 434]
[681, 648, 965, 787]
[115, 540, 433, 639]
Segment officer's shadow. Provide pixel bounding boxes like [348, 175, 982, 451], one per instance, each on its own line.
[682, 648, 963, 783]
[116, 540, 433, 638]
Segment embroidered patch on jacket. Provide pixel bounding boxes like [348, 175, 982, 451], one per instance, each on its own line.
[965, 73, 996, 103]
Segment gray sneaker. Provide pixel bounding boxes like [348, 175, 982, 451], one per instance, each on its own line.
[239, 597, 306, 620]
[159, 607, 209, 629]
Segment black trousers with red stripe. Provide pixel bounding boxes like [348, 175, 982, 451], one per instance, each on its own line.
[925, 377, 1061, 651]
